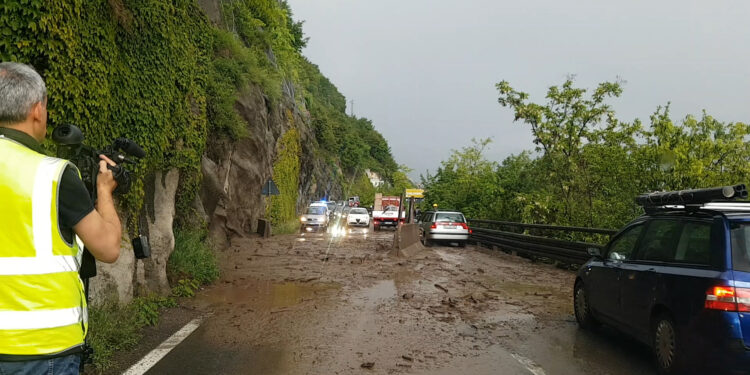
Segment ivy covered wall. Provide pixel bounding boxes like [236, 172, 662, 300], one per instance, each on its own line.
[0, 0, 399, 228]
[266, 126, 301, 227]
[1, 0, 211, 218]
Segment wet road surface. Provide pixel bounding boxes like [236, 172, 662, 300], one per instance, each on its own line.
[134, 226, 656, 375]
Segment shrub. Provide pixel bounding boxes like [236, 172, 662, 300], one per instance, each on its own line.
[168, 229, 220, 285]
[87, 295, 176, 372]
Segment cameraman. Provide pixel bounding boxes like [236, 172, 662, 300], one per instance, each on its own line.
[0, 62, 121, 374]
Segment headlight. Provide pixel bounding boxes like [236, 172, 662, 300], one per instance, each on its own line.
[301, 217, 307, 222]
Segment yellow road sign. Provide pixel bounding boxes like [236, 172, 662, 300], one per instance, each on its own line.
[405, 189, 424, 198]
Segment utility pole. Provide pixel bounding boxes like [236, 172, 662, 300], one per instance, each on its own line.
[350, 100, 354, 117]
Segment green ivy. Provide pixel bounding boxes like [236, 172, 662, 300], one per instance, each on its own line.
[267, 126, 301, 226]
[1, 1, 211, 222]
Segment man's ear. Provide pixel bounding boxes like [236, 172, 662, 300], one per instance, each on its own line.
[29, 101, 47, 141]
[30, 101, 45, 122]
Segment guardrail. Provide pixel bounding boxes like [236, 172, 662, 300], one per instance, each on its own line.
[467, 219, 618, 265]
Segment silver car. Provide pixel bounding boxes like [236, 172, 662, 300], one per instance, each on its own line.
[417, 210, 470, 247]
[300, 206, 329, 232]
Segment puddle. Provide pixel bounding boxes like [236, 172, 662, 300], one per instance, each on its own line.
[200, 279, 338, 310]
[353, 280, 397, 308]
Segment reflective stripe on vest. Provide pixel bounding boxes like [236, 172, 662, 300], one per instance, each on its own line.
[0, 136, 87, 356]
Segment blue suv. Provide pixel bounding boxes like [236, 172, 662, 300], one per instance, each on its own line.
[574, 186, 750, 375]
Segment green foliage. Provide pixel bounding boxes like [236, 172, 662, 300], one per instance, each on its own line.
[168, 229, 219, 285]
[87, 295, 176, 372]
[171, 278, 201, 298]
[267, 127, 301, 226]
[274, 219, 303, 235]
[1, 0, 212, 222]
[423, 78, 750, 231]
[422, 139, 501, 218]
[349, 173, 378, 207]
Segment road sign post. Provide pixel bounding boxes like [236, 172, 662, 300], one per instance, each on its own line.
[260, 179, 280, 238]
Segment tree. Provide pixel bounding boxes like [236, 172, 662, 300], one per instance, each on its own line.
[642, 106, 750, 191]
[497, 78, 625, 226]
[421, 139, 500, 218]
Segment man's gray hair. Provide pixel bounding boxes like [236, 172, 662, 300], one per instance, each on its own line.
[0, 62, 47, 126]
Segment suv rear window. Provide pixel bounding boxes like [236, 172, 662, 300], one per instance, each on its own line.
[730, 222, 750, 272]
[673, 222, 712, 265]
[635, 219, 713, 266]
[435, 213, 465, 223]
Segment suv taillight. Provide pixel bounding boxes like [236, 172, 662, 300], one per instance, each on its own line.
[705, 286, 750, 312]
[430, 223, 437, 229]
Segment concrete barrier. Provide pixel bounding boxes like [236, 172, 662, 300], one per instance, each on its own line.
[257, 218, 271, 238]
[390, 223, 424, 257]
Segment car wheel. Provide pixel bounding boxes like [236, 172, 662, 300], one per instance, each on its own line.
[653, 313, 683, 375]
[573, 281, 598, 329]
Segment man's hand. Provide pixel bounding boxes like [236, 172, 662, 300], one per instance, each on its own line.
[96, 154, 118, 195]
[74, 154, 122, 263]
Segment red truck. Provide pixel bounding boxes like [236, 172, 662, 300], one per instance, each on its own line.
[372, 194, 405, 231]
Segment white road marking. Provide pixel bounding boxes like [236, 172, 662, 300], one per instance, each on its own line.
[122, 317, 203, 375]
[511, 353, 547, 375]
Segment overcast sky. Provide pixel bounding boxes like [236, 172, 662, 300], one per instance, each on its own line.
[286, 0, 750, 181]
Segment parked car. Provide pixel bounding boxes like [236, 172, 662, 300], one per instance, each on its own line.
[417, 210, 470, 247]
[574, 191, 750, 374]
[300, 206, 329, 232]
[346, 207, 370, 227]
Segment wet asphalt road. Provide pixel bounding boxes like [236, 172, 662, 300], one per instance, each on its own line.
[138, 226, 657, 375]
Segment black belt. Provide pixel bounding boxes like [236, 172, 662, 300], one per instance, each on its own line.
[0, 345, 84, 362]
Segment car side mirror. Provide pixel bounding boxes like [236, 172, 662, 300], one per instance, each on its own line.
[587, 247, 603, 259]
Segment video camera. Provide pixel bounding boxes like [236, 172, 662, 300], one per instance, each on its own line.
[51, 124, 145, 197]
[51, 124, 151, 278]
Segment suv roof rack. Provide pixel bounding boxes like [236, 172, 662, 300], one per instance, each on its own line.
[636, 184, 747, 206]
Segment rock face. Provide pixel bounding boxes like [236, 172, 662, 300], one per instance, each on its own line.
[90, 170, 181, 302]
[89, 3, 343, 305]
[136, 169, 180, 295]
[90, 86, 342, 304]
[88, 221, 135, 304]
[200, 86, 341, 247]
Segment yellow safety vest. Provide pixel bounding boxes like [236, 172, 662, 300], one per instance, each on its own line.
[0, 135, 87, 356]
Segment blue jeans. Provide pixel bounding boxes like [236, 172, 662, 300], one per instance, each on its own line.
[0, 355, 80, 375]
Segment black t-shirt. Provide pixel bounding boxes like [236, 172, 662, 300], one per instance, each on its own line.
[0, 128, 94, 243]
[59, 166, 95, 243]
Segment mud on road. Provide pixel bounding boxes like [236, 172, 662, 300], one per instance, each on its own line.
[135, 230, 656, 375]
